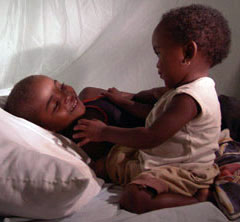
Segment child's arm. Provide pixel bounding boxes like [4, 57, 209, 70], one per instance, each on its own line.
[73, 93, 199, 149]
[132, 87, 169, 104]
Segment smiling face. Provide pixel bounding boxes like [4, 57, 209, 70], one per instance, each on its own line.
[152, 23, 189, 88]
[30, 75, 86, 132]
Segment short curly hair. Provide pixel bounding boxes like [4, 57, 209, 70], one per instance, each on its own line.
[5, 75, 41, 124]
[159, 4, 231, 67]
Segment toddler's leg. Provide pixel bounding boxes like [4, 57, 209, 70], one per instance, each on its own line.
[119, 184, 209, 214]
[119, 164, 219, 213]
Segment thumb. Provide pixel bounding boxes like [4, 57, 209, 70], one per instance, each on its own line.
[77, 137, 91, 147]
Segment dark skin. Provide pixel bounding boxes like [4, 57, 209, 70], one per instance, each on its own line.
[73, 23, 208, 148]
[15, 75, 167, 180]
[78, 86, 168, 178]
[78, 86, 170, 179]
[73, 22, 212, 213]
[77, 86, 167, 162]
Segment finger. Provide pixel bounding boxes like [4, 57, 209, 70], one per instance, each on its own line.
[112, 87, 118, 92]
[107, 87, 114, 92]
[92, 118, 101, 122]
[103, 91, 111, 96]
[77, 118, 91, 125]
[77, 138, 91, 147]
[73, 124, 87, 131]
[102, 92, 113, 99]
[72, 132, 87, 139]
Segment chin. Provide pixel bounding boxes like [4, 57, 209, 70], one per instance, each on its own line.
[75, 107, 86, 118]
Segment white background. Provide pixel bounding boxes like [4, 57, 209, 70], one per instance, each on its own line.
[0, 0, 239, 96]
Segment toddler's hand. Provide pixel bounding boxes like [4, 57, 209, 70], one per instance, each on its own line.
[107, 87, 120, 94]
[107, 87, 133, 99]
[73, 119, 106, 147]
[102, 87, 129, 105]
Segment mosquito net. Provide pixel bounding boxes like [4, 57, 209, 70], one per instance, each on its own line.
[0, 0, 239, 96]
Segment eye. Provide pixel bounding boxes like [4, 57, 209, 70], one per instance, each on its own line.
[53, 101, 59, 112]
[154, 48, 161, 57]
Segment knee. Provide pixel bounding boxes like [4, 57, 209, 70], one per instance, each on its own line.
[119, 184, 151, 214]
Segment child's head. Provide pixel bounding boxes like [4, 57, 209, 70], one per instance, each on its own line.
[152, 4, 231, 88]
[5, 75, 86, 132]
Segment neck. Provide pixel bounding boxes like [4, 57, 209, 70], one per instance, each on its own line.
[176, 57, 210, 87]
[175, 69, 209, 88]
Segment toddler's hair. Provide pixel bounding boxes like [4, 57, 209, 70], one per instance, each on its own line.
[160, 4, 231, 67]
[5, 75, 40, 124]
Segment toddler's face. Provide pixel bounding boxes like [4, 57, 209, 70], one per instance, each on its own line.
[152, 23, 188, 88]
[30, 75, 86, 132]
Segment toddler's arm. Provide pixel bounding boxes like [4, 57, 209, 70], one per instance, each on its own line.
[74, 93, 199, 148]
[78, 87, 134, 101]
[102, 87, 169, 119]
[79, 86, 168, 102]
[133, 87, 169, 104]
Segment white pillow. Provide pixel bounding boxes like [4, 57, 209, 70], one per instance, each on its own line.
[0, 102, 103, 219]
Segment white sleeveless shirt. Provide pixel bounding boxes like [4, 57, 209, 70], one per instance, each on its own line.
[139, 77, 221, 171]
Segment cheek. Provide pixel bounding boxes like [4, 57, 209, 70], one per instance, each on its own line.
[66, 85, 76, 94]
[73, 108, 85, 121]
[48, 111, 73, 130]
[76, 100, 86, 116]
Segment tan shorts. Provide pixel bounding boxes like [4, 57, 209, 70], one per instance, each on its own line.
[106, 144, 219, 196]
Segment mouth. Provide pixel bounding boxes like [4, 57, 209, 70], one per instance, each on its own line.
[65, 95, 78, 112]
[70, 97, 78, 112]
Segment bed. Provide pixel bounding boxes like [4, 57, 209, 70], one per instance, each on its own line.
[0, 93, 239, 222]
[2, 185, 230, 222]
[0, 0, 240, 221]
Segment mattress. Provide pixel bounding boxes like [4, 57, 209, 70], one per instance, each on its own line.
[4, 184, 229, 222]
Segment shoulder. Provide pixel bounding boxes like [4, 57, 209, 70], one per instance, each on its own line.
[175, 77, 218, 108]
[169, 93, 200, 118]
[174, 77, 220, 123]
[176, 77, 215, 95]
[157, 78, 216, 117]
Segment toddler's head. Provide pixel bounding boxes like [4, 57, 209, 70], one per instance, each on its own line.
[5, 75, 86, 132]
[152, 4, 231, 88]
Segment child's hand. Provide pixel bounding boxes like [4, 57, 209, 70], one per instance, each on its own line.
[73, 119, 106, 147]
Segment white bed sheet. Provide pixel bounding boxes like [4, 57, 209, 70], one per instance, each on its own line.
[4, 184, 229, 222]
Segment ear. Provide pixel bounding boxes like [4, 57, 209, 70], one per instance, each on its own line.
[182, 41, 197, 64]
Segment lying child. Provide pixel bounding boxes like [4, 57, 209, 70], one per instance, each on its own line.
[4, 74, 145, 163]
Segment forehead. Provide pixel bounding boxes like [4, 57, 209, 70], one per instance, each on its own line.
[152, 23, 175, 48]
[31, 76, 54, 106]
